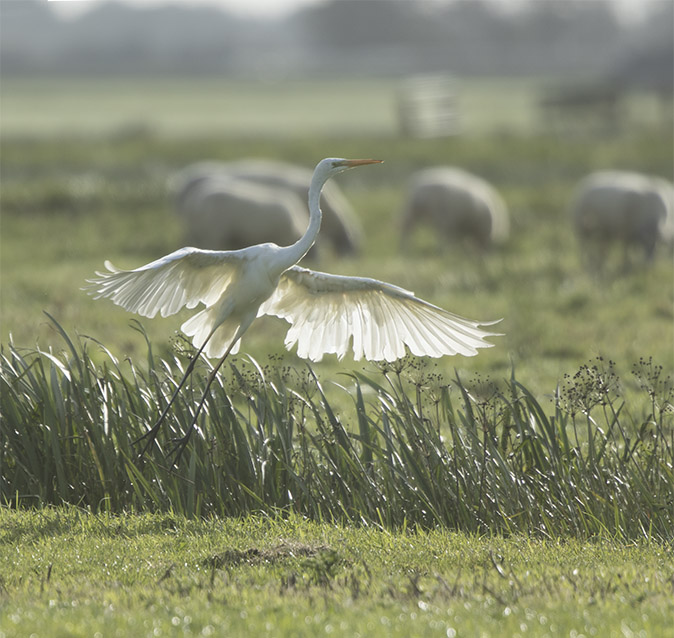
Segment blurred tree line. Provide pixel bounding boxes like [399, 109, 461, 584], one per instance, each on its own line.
[1, 0, 672, 89]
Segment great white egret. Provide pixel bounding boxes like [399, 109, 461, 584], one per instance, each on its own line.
[87, 158, 501, 463]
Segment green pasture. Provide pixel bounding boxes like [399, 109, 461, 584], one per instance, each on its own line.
[1, 76, 673, 637]
[0, 76, 536, 138]
[1, 114, 672, 399]
[1, 75, 666, 138]
[1, 508, 673, 638]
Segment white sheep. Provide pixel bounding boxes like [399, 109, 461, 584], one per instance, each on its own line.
[653, 176, 674, 248]
[178, 176, 308, 252]
[400, 167, 509, 250]
[570, 170, 673, 270]
[172, 159, 363, 256]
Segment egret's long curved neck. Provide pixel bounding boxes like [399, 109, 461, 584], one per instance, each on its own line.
[278, 167, 327, 267]
[275, 158, 380, 271]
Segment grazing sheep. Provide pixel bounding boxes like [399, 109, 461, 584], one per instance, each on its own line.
[653, 177, 674, 248]
[178, 176, 308, 252]
[400, 167, 509, 250]
[570, 170, 673, 271]
[172, 159, 363, 256]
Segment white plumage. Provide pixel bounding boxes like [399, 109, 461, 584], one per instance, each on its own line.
[259, 267, 496, 361]
[88, 158, 500, 363]
[89, 248, 498, 362]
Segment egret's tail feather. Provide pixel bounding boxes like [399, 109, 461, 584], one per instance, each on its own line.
[181, 309, 241, 359]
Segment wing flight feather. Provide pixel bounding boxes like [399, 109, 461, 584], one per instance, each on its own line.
[85, 247, 245, 318]
[259, 266, 501, 362]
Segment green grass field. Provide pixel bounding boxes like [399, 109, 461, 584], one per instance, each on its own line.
[2, 129, 672, 398]
[0, 76, 543, 138]
[2, 508, 673, 638]
[1, 76, 673, 636]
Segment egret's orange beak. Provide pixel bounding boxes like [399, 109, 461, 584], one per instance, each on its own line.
[342, 159, 383, 167]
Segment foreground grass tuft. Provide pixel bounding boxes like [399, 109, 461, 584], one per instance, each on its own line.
[1, 318, 673, 540]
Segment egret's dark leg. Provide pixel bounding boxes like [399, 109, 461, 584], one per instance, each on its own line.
[168, 337, 239, 469]
[135, 336, 212, 459]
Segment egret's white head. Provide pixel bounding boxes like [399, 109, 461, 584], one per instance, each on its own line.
[316, 157, 383, 180]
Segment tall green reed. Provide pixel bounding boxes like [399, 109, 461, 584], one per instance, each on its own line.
[1, 316, 672, 540]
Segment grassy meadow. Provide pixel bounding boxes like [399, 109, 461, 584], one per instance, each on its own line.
[1, 100, 672, 398]
[1, 76, 673, 636]
[2, 508, 673, 638]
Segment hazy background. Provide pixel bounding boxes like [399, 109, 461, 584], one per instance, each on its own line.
[1, 0, 672, 137]
[4, 0, 672, 78]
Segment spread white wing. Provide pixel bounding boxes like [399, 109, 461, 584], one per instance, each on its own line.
[259, 266, 501, 362]
[85, 246, 246, 318]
